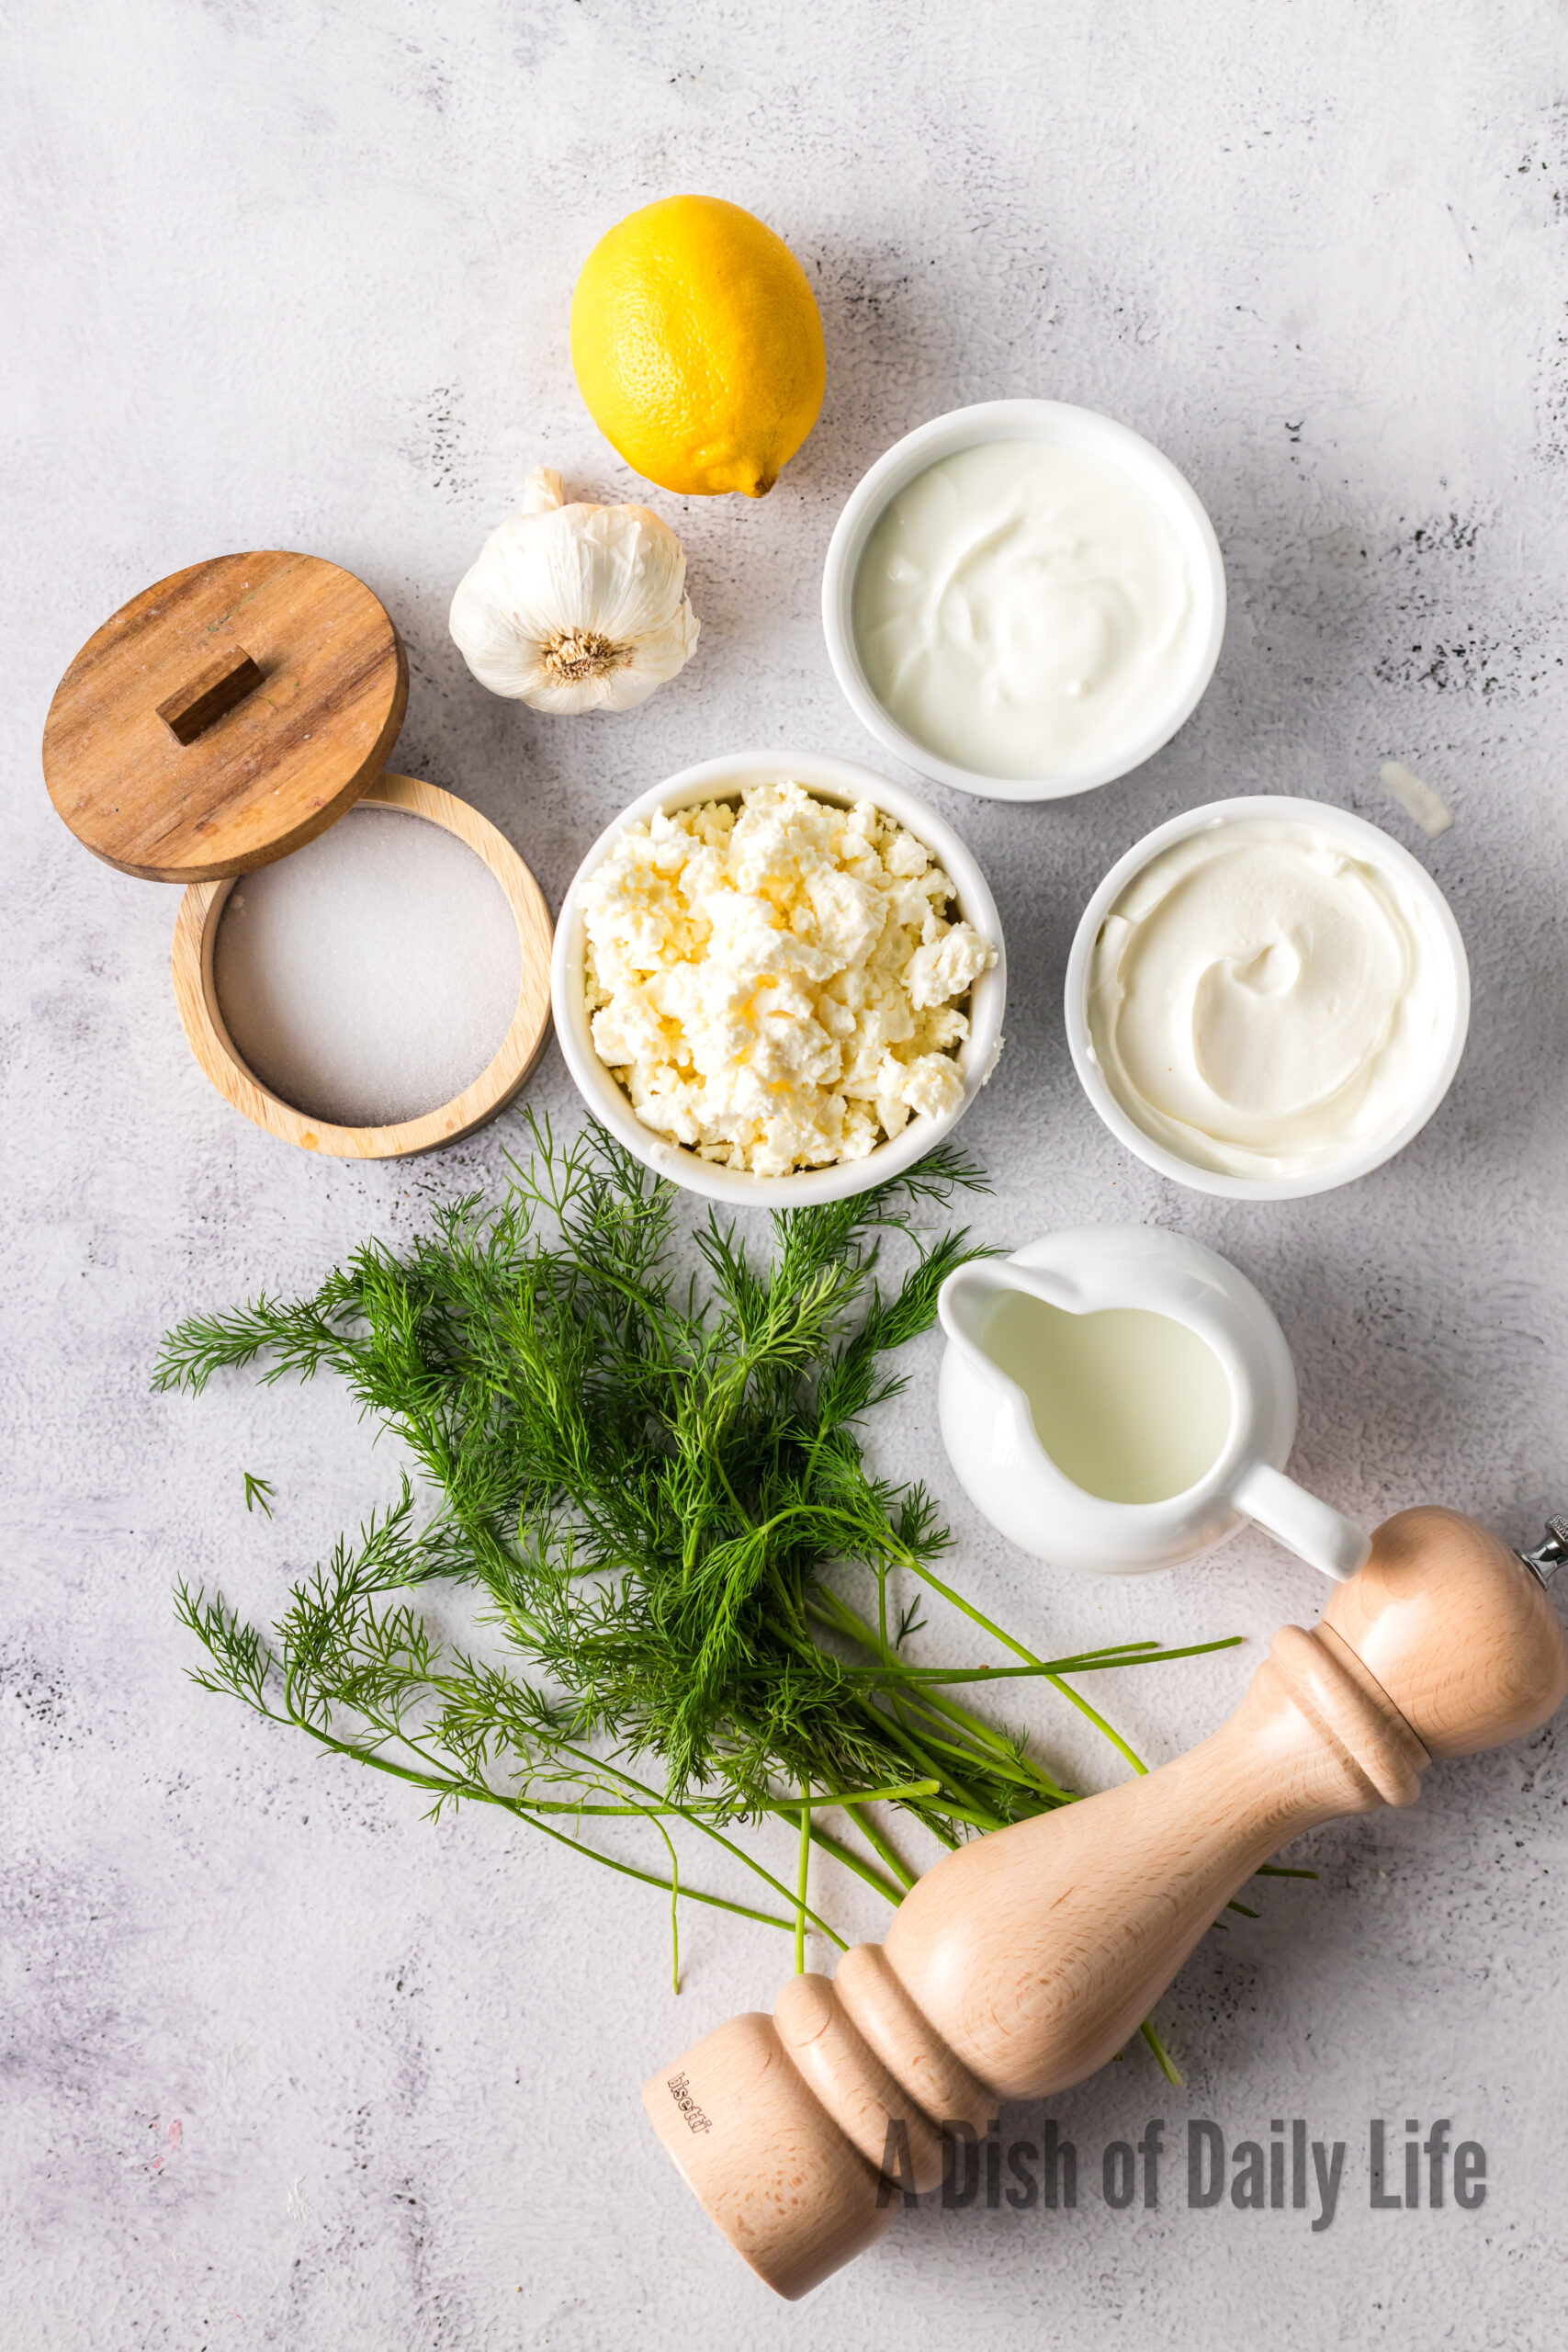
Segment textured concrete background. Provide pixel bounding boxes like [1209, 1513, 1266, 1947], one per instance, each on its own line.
[6, 2, 1568, 2345]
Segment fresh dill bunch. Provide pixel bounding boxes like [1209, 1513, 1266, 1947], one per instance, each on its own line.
[159, 1115, 1252, 2054]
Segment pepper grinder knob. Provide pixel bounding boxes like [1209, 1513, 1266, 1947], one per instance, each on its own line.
[1321, 1506, 1568, 1759]
[1519, 1518, 1568, 1586]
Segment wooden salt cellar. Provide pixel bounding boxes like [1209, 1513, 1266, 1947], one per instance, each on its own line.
[171, 774, 552, 1159]
[644, 1507, 1568, 2298]
[42, 552, 552, 1157]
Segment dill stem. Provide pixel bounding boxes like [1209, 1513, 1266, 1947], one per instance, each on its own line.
[290, 1671, 848, 1951]
[911, 1564, 1153, 1777]
[886, 1717, 1059, 1799]
[650, 1815, 682, 1993]
[851, 1694, 1009, 1831]
[781, 1604, 1002, 1822]
[1045, 1679, 1148, 1778]
[840, 1638, 1245, 1685]
[808, 1591, 1071, 1804]
[844, 1804, 920, 1890]
[278, 1709, 797, 1933]
[555, 1740, 848, 1949]
[913, 1798, 1022, 1834]
[807, 1822, 906, 1906]
[776, 1779, 942, 1812]
[1140, 2018, 1183, 2087]
[795, 1788, 811, 1973]
[518, 1781, 939, 1818]
[811, 1589, 1021, 1745]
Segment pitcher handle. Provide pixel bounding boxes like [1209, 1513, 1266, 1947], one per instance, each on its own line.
[1231, 1462, 1371, 1583]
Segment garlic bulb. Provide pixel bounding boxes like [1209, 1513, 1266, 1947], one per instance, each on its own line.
[449, 469, 700, 714]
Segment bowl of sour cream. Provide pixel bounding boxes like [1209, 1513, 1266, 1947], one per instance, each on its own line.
[1065, 797, 1470, 1200]
[821, 400, 1226, 802]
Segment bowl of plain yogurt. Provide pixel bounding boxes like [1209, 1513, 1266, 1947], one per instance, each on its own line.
[821, 400, 1226, 802]
[1064, 797, 1470, 1200]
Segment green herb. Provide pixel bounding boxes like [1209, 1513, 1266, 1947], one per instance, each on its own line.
[242, 1471, 275, 1518]
[158, 1116, 1247, 2075]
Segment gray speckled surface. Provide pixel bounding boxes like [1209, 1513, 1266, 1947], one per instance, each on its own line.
[6, 3, 1568, 2345]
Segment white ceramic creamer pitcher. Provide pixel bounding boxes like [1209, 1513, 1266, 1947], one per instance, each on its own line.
[937, 1227, 1371, 1579]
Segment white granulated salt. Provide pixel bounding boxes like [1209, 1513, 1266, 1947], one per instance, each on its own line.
[213, 806, 522, 1127]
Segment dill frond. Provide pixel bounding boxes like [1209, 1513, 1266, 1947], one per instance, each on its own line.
[162, 1114, 1247, 2034]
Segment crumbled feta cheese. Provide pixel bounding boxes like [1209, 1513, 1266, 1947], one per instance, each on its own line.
[579, 780, 998, 1174]
[903, 922, 994, 1012]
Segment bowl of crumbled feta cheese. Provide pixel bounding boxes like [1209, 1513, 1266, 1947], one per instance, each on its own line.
[552, 751, 1007, 1203]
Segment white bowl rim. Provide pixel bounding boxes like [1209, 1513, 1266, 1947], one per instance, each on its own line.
[820, 397, 1227, 805]
[1063, 793, 1472, 1202]
[550, 748, 1009, 1206]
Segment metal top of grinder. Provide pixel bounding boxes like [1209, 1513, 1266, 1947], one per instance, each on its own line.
[1519, 1519, 1568, 1586]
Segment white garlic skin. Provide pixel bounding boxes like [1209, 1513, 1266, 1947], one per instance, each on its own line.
[449, 468, 700, 714]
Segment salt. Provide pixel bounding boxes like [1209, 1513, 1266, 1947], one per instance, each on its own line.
[214, 806, 523, 1127]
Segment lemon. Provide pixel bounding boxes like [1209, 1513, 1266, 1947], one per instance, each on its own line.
[570, 195, 826, 500]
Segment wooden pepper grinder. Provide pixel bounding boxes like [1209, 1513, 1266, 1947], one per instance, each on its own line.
[643, 1508, 1568, 2298]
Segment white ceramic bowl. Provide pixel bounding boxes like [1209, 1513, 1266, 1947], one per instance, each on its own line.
[1064, 795, 1471, 1202]
[551, 750, 1008, 1206]
[820, 399, 1227, 804]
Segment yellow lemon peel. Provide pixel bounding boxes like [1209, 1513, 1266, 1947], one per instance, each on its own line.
[571, 195, 826, 500]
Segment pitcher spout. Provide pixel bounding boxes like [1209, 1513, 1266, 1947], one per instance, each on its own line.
[936, 1260, 1015, 1363]
[937, 1258, 1080, 1368]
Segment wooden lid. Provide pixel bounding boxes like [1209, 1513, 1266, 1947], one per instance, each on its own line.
[43, 551, 409, 882]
